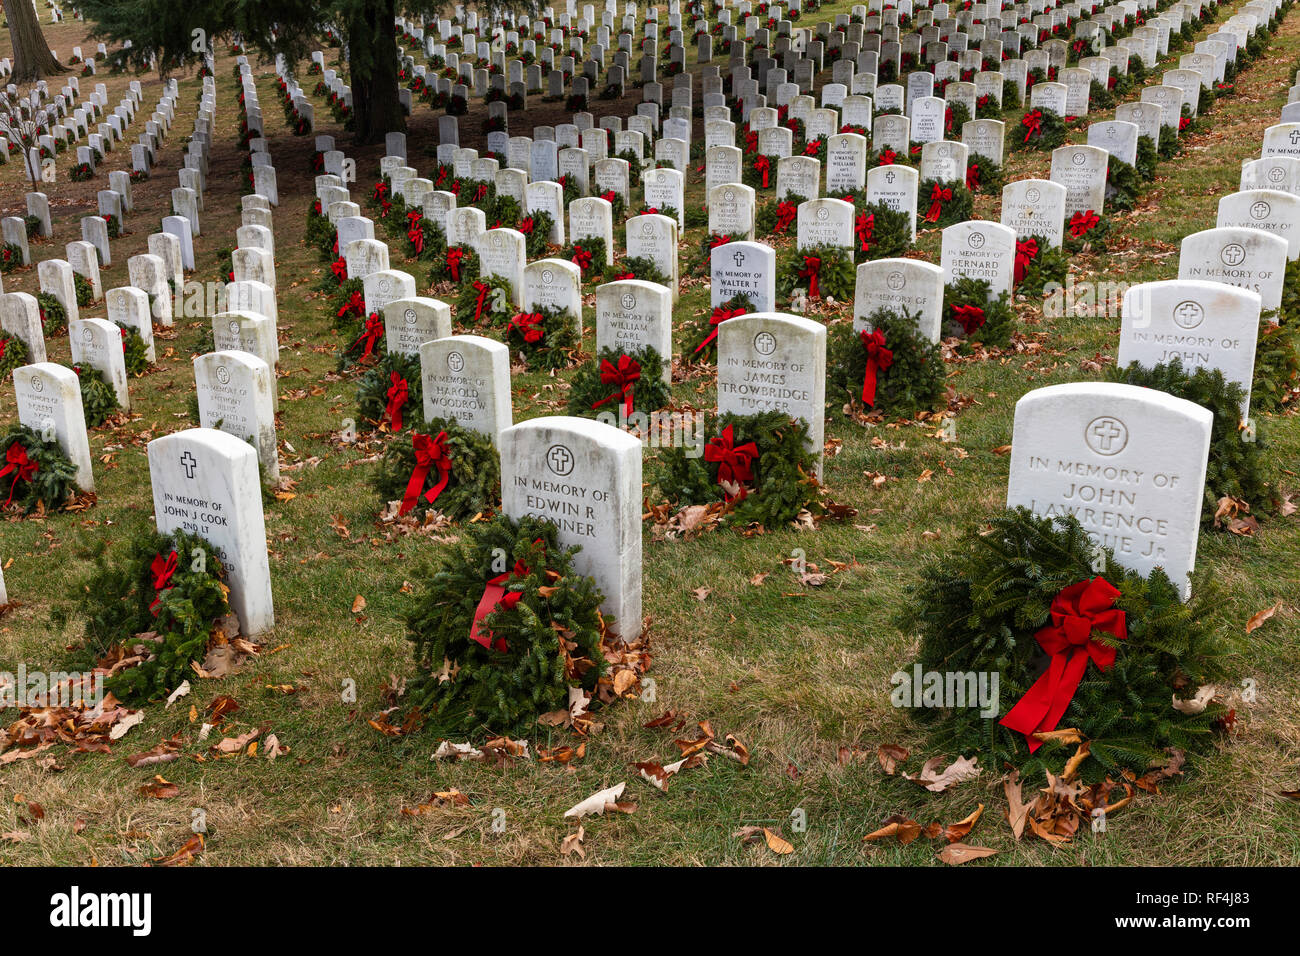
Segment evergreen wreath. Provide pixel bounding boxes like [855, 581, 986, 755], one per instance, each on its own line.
[0, 242, 23, 273]
[68, 364, 121, 428]
[1014, 234, 1069, 298]
[73, 273, 95, 307]
[943, 278, 1015, 346]
[64, 530, 231, 703]
[1015, 108, 1067, 152]
[0, 332, 29, 381]
[337, 311, 387, 371]
[70, 161, 94, 182]
[850, 200, 912, 261]
[330, 279, 367, 331]
[918, 178, 973, 228]
[605, 255, 668, 285]
[562, 237, 607, 281]
[428, 244, 479, 285]
[504, 305, 580, 370]
[899, 508, 1227, 783]
[24, 216, 42, 240]
[756, 194, 805, 236]
[1135, 134, 1159, 181]
[1063, 208, 1110, 254]
[454, 273, 515, 327]
[403, 514, 607, 737]
[121, 326, 150, 375]
[1105, 155, 1142, 211]
[1252, 314, 1300, 413]
[356, 351, 424, 432]
[655, 410, 820, 528]
[964, 153, 1006, 195]
[0, 424, 79, 514]
[37, 292, 67, 336]
[306, 203, 338, 260]
[826, 309, 946, 418]
[679, 295, 755, 364]
[403, 211, 447, 262]
[565, 346, 671, 419]
[516, 209, 555, 258]
[1106, 359, 1272, 523]
[373, 418, 501, 523]
[102, 214, 121, 239]
[776, 243, 855, 303]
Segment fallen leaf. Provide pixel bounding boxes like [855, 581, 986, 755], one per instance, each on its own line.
[1246, 602, 1282, 634]
[351, 594, 367, 613]
[563, 782, 626, 819]
[560, 826, 585, 859]
[902, 755, 980, 792]
[938, 843, 997, 865]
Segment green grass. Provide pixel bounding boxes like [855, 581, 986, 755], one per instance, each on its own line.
[0, 1, 1299, 866]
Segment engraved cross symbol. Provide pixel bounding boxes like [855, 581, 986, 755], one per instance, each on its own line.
[1175, 302, 1201, 325]
[733, 250, 746, 268]
[546, 445, 573, 474]
[1291, 130, 1300, 145]
[886, 170, 896, 183]
[180, 451, 197, 479]
[1090, 419, 1122, 451]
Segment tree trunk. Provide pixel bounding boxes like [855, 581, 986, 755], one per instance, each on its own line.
[3, 0, 67, 83]
[345, 0, 405, 146]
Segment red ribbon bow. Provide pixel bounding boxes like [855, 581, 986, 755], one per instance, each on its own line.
[331, 258, 348, 283]
[704, 425, 759, 501]
[400, 432, 452, 516]
[1014, 238, 1039, 285]
[951, 304, 986, 335]
[878, 148, 898, 166]
[600, 190, 617, 204]
[1022, 109, 1043, 143]
[407, 224, 425, 254]
[510, 311, 545, 344]
[446, 247, 464, 281]
[709, 234, 731, 248]
[0, 442, 38, 509]
[373, 181, 389, 201]
[859, 328, 894, 406]
[754, 154, 771, 188]
[472, 281, 490, 322]
[614, 271, 635, 280]
[338, 290, 365, 319]
[855, 212, 875, 252]
[966, 163, 981, 192]
[774, 200, 797, 234]
[798, 256, 823, 299]
[352, 313, 384, 360]
[518, 216, 535, 235]
[571, 246, 593, 272]
[924, 183, 953, 224]
[694, 306, 746, 355]
[149, 550, 179, 615]
[468, 545, 545, 654]
[1000, 578, 1127, 752]
[1069, 210, 1100, 238]
[386, 372, 409, 432]
[591, 355, 642, 417]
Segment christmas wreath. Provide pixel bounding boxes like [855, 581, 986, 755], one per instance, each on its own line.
[654, 410, 819, 528]
[0, 242, 23, 273]
[0, 424, 79, 514]
[0, 332, 29, 381]
[1013, 234, 1069, 298]
[1063, 208, 1110, 253]
[826, 309, 946, 417]
[102, 214, 121, 239]
[73, 273, 94, 306]
[68, 364, 121, 428]
[429, 245, 480, 285]
[1105, 155, 1142, 211]
[776, 243, 855, 304]
[1015, 108, 1067, 152]
[679, 295, 754, 365]
[1107, 359, 1272, 523]
[64, 530, 232, 703]
[918, 178, 973, 228]
[121, 326, 150, 375]
[338, 311, 386, 370]
[1253, 315, 1300, 413]
[1135, 134, 1159, 181]
[306, 204, 338, 260]
[402, 514, 607, 736]
[504, 305, 580, 370]
[70, 161, 94, 182]
[943, 278, 1016, 346]
[900, 508, 1228, 782]
[331, 279, 366, 329]
[566, 346, 670, 419]
[373, 418, 500, 523]
[849, 201, 912, 261]
[37, 292, 67, 336]
[756, 195, 804, 236]
[356, 351, 423, 433]
[964, 153, 1006, 195]
[516, 210, 555, 259]
[403, 211, 447, 262]
[562, 237, 607, 281]
[454, 274, 514, 327]
[605, 255, 668, 286]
